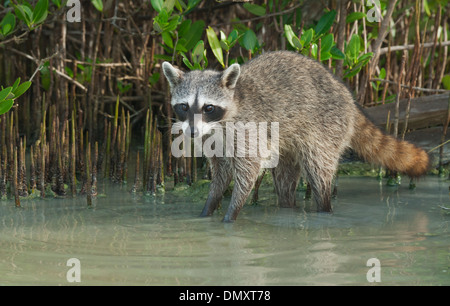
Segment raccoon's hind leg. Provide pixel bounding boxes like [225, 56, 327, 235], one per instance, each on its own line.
[301, 149, 338, 212]
[200, 157, 232, 217]
[271, 155, 301, 208]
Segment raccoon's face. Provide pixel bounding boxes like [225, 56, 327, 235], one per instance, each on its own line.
[162, 62, 240, 138]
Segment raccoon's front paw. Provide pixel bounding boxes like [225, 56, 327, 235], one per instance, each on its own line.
[221, 215, 236, 223]
[199, 210, 211, 217]
[200, 206, 214, 217]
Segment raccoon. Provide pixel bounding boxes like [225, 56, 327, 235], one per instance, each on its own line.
[162, 51, 430, 222]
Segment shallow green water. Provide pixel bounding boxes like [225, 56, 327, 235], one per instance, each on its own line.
[0, 176, 449, 285]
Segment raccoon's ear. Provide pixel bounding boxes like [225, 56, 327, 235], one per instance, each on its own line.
[221, 63, 240, 89]
[162, 62, 184, 88]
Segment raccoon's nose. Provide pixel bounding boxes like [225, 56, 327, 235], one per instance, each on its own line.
[190, 126, 200, 138]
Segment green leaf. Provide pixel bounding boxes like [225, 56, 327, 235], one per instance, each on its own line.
[321, 52, 332, 61]
[38, 63, 51, 91]
[228, 29, 238, 42]
[65, 66, 74, 78]
[291, 35, 302, 51]
[346, 12, 366, 23]
[151, 0, 163, 13]
[123, 83, 132, 93]
[320, 34, 333, 61]
[174, 0, 185, 12]
[1, 13, 16, 36]
[220, 31, 230, 51]
[284, 24, 302, 50]
[284, 25, 295, 44]
[185, 0, 202, 14]
[13, 81, 31, 99]
[175, 38, 188, 52]
[357, 52, 373, 64]
[11, 78, 21, 92]
[220, 40, 229, 52]
[314, 10, 336, 38]
[153, 54, 173, 62]
[310, 43, 318, 59]
[330, 46, 345, 60]
[165, 16, 180, 32]
[371, 81, 377, 90]
[183, 0, 202, 15]
[161, 31, 173, 49]
[320, 33, 334, 53]
[346, 34, 360, 62]
[379, 67, 386, 80]
[243, 3, 266, 16]
[202, 49, 208, 68]
[343, 67, 360, 79]
[91, 0, 103, 12]
[178, 19, 192, 37]
[14, 4, 33, 28]
[182, 20, 205, 51]
[163, 0, 176, 12]
[300, 28, 314, 47]
[192, 40, 204, 65]
[240, 29, 258, 52]
[117, 81, 123, 92]
[220, 30, 227, 42]
[344, 54, 371, 79]
[149, 72, 160, 86]
[155, 7, 169, 24]
[423, 0, 431, 17]
[117, 80, 132, 93]
[442, 75, 450, 90]
[206, 26, 224, 67]
[228, 30, 242, 48]
[0, 99, 14, 115]
[181, 54, 194, 70]
[32, 0, 48, 25]
[0, 87, 13, 102]
[51, 0, 61, 9]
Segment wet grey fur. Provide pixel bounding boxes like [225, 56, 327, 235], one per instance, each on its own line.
[163, 51, 359, 222]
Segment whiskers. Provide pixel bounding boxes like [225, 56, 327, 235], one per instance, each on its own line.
[207, 121, 227, 131]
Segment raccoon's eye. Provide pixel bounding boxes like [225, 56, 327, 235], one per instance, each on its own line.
[181, 104, 189, 112]
[203, 105, 215, 113]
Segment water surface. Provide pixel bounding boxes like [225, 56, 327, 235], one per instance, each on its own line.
[0, 176, 448, 285]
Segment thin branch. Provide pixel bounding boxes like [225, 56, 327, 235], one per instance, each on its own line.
[393, 52, 406, 138]
[379, 40, 450, 55]
[53, 69, 88, 92]
[370, 78, 450, 93]
[6, 46, 62, 82]
[428, 139, 450, 153]
[5, 46, 36, 62]
[371, 0, 398, 65]
[64, 59, 132, 68]
[358, 0, 398, 104]
[0, 31, 29, 46]
[9, 44, 87, 91]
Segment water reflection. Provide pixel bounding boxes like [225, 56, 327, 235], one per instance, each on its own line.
[0, 176, 448, 285]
